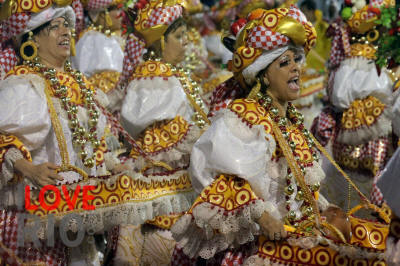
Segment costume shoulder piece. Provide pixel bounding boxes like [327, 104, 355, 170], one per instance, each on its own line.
[4, 65, 37, 79]
[130, 60, 174, 80]
[228, 98, 273, 135]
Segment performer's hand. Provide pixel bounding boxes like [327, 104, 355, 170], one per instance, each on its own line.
[321, 205, 352, 242]
[258, 211, 287, 240]
[14, 159, 63, 188]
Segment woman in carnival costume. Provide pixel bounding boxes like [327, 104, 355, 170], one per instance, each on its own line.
[109, 0, 209, 264]
[171, 5, 390, 265]
[311, 0, 396, 206]
[71, 0, 127, 112]
[0, 0, 196, 264]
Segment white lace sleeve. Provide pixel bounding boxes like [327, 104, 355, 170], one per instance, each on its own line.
[1, 148, 24, 187]
[0, 75, 51, 151]
[121, 76, 194, 137]
[190, 108, 276, 201]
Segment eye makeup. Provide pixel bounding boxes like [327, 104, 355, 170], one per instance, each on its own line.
[278, 54, 304, 68]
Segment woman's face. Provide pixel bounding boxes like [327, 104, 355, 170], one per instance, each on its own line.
[264, 49, 303, 103]
[34, 17, 71, 63]
[163, 25, 188, 65]
[108, 7, 123, 31]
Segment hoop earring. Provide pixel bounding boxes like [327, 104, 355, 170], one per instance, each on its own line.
[20, 31, 37, 62]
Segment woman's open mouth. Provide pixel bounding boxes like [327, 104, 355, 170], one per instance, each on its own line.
[288, 76, 300, 91]
[58, 40, 70, 49]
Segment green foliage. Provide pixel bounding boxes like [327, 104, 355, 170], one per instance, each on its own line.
[341, 7, 353, 20]
[375, 5, 400, 68]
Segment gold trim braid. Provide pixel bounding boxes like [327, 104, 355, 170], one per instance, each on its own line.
[44, 81, 89, 180]
[268, 116, 321, 224]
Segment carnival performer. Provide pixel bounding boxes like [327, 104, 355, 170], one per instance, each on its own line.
[0, 1, 195, 264]
[171, 6, 390, 265]
[71, 0, 127, 112]
[312, 0, 395, 205]
[109, 0, 209, 264]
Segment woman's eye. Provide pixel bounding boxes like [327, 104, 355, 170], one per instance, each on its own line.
[295, 56, 302, 63]
[280, 60, 289, 67]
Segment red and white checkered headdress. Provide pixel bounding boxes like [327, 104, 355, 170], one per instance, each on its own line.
[134, 0, 185, 47]
[229, 6, 316, 85]
[0, 0, 77, 74]
[118, 33, 146, 89]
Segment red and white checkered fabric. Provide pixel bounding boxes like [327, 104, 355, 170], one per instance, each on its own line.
[287, 5, 308, 24]
[119, 33, 145, 89]
[371, 170, 385, 206]
[146, 6, 183, 28]
[86, 0, 113, 11]
[170, 245, 197, 266]
[1, 12, 31, 43]
[0, 46, 19, 75]
[71, 0, 85, 36]
[247, 25, 290, 50]
[95, 98, 150, 159]
[328, 19, 351, 69]
[0, 209, 68, 265]
[208, 77, 245, 118]
[311, 106, 337, 147]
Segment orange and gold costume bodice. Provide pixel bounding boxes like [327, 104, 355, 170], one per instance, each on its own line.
[229, 98, 315, 165]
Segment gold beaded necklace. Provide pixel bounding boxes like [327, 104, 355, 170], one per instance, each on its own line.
[255, 91, 321, 228]
[25, 58, 100, 168]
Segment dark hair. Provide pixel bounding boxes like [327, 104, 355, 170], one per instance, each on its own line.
[19, 21, 51, 59]
[143, 17, 186, 60]
[300, 0, 316, 11]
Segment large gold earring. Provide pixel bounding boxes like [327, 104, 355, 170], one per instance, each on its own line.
[70, 28, 76, 57]
[20, 31, 37, 61]
[247, 79, 261, 100]
[105, 9, 113, 27]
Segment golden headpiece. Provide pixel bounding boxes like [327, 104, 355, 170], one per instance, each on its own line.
[0, 0, 72, 20]
[134, 0, 186, 47]
[185, 0, 202, 14]
[230, 6, 316, 76]
[0, 0, 75, 41]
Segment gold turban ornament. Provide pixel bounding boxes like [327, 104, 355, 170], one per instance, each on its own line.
[229, 6, 316, 76]
[134, 0, 186, 47]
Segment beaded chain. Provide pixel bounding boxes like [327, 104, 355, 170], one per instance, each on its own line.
[25, 58, 100, 168]
[257, 91, 321, 228]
